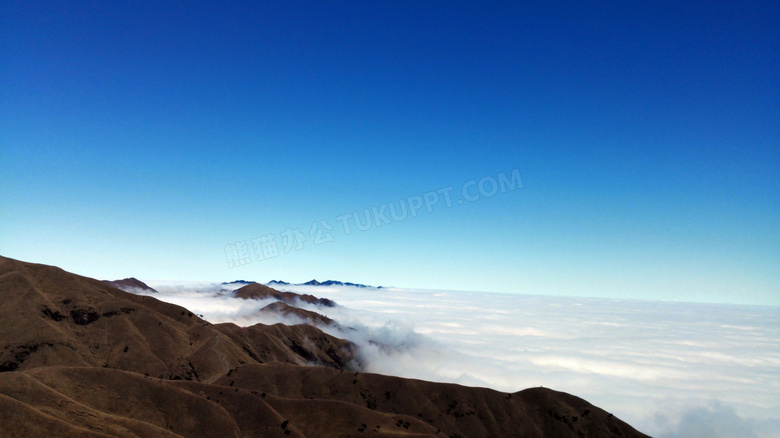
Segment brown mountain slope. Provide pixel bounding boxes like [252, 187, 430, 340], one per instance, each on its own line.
[213, 322, 356, 370]
[0, 256, 650, 438]
[258, 301, 336, 327]
[214, 362, 647, 438]
[0, 255, 356, 380]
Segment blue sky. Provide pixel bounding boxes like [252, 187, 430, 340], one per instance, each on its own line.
[2, 1, 778, 305]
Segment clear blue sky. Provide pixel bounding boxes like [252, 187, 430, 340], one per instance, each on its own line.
[2, 1, 778, 305]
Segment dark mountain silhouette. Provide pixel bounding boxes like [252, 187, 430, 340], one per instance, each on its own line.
[222, 279, 257, 285]
[318, 279, 380, 288]
[267, 280, 291, 286]
[0, 255, 650, 438]
[275, 279, 382, 288]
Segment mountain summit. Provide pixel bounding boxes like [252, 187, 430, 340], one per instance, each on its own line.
[102, 277, 158, 293]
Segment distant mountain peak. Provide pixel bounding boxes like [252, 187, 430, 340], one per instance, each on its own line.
[221, 280, 256, 285]
[102, 277, 157, 293]
[320, 280, 381, 288]
[270, 279, 382, 289]
[233, 283, 336, 308]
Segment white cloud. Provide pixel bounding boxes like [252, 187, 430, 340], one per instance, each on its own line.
[655, 401, 780, 438]
[140, 282, 780, 438]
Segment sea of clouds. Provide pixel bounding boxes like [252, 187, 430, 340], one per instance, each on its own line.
[143, 281, 780, 438]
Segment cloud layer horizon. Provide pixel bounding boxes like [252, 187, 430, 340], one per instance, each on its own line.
[142, 281, 780, 438]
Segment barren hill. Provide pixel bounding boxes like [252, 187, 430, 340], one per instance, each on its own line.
[0, 255, 650, 438]
[233, 282, 336, 307]
[258, 301, 336, 327]
[0, 256, 353, 381]
[101, 277, 158, 293]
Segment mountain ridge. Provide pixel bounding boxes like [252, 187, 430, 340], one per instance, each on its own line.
[271, 279, 382, 288]
[0, 255, 650, 438]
